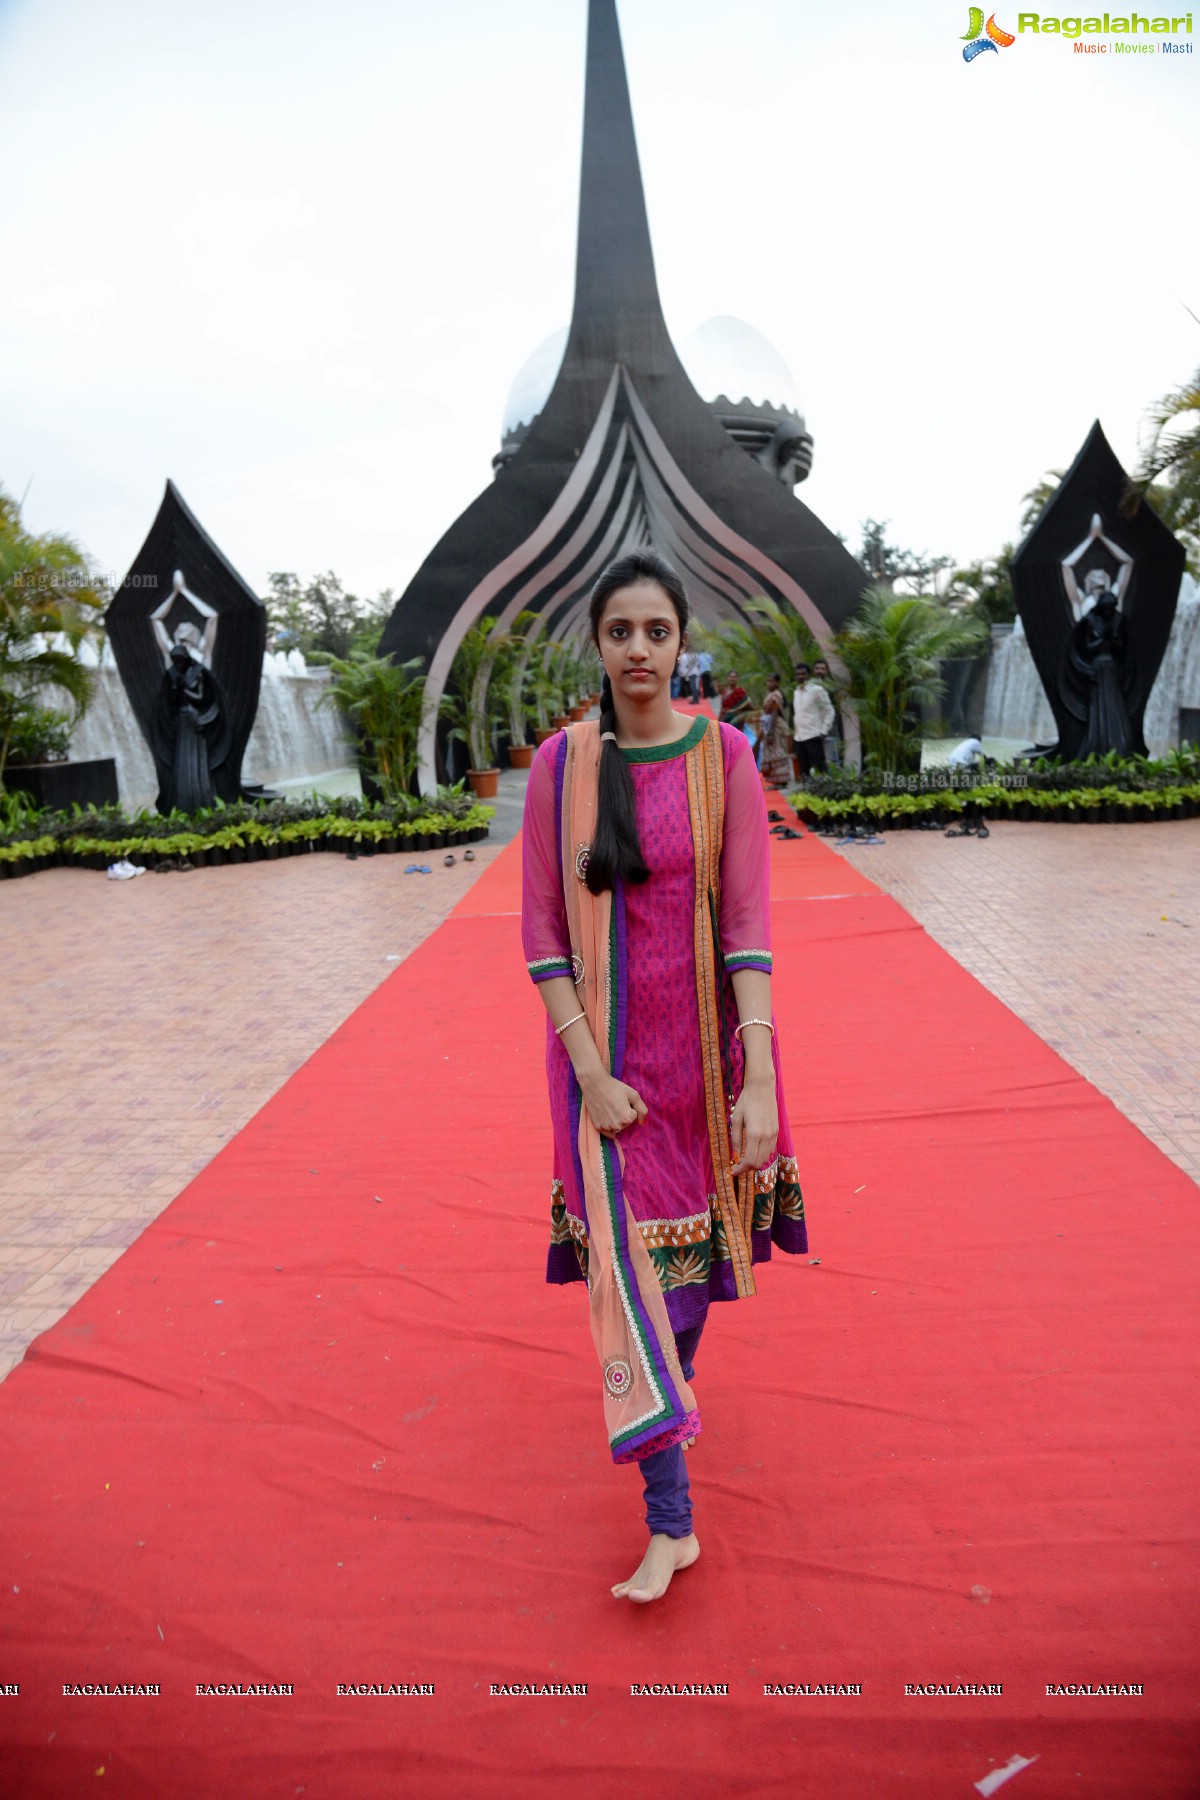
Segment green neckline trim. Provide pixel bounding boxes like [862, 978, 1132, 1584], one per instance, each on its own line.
[619, 714, 709, 763]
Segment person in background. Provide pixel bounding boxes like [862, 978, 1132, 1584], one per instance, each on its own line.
[719, 672, 750, 728]
[677, 647, 698, 703]
[757, 674, 793, 789]
[946, 736, 983, 769]
[812, 657, 842, 769]
[696, 648, 715, 701]
[792, 662, 835, 781]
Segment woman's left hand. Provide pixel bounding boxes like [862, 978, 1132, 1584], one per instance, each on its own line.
[729, 1077, 778, 1177]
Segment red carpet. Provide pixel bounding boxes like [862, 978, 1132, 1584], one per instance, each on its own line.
[1, 822, 1197, 1799]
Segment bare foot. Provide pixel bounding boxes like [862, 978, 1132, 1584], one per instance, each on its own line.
[611, 1533, 700, 1603]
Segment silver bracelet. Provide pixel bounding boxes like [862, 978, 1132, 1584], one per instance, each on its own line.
[554, 1011, 588, 1037]
[734, 1017, 775, 1039]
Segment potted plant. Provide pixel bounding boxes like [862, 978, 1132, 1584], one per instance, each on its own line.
[445, 614, 530, 799]
[498, 611, 540, 769]
[316, 650, 429, 803]
[832, 588, 987, 778]
[531, 645, 564, 744]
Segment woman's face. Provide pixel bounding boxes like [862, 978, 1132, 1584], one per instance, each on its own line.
[595, 581, 682, 703]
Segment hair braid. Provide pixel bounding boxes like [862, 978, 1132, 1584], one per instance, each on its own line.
[586, 670, 650, 893]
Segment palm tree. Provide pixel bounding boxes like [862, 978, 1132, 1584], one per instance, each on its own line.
[317, 651, 429, 801]
[1019, 471, 1065, 535]
[1134, 363, 1200, 568]
[444, 614, 542, 772]
[833, 588, 987, 773]
[944, 547, 1017, 625]
[697, 595, 822, 703]
[0, 490, 106, 791]
[498, 614, 556, 746]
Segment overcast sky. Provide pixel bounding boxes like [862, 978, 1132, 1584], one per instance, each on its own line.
[1, 0, 1197, 606]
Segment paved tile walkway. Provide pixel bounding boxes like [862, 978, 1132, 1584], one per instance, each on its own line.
[0, 834, 510, 1380]
[824, 819, 1200, 1184]
[2, 794, 1195, 1381]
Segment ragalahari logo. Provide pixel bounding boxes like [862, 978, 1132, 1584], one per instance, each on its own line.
[962, 6, 1017, 56]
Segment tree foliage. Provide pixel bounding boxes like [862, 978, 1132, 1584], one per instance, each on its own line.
[442, 615, 512, 772]
[832, 588, 987, 773]
[1133, 362, 1200, 571]
[944, 546, 1016, 625]
[857, 519, 952, 596]
[694, 595, 821, 704]
[264, 571, 396, 661]
[316, 651, 429, 802]
[0, 489, 106, 790]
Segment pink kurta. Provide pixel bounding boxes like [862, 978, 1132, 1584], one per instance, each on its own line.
[521, 714, 806, 1333]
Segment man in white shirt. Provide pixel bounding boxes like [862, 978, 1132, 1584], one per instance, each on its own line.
[792, 662, 836, 778]
[946, 736, 983, 768]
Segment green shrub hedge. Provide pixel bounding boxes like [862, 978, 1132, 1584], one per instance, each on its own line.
[791, 782, 1200, 828]
[802, 745, 1199, 803]
[0, 791, 495, 876]
[789, 747, 1200, 828]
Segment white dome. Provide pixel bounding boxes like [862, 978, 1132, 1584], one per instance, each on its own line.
[678, 315, 802, 414]
[502, 326, 568, 436]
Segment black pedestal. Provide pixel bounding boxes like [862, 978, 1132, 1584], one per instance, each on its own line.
[7, 758, 119, 810]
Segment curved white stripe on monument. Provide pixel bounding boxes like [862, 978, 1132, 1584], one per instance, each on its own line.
[621, 372, 834, 653]
[416, 368, 622, 789]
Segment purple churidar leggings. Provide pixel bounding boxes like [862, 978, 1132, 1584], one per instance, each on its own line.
[638, 1321, 704, 1537]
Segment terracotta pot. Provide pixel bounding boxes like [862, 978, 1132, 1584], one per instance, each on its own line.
[551, 714, 571, 729]
[508, 744, 535, 769]
[569, 705, 587, 721]
[534, 726, 557, 745]
[467, 768, 499, 799]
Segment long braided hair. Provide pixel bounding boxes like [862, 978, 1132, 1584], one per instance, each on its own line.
[584, 550, 690, 895]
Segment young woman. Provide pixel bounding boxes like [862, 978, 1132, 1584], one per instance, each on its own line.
[520, 550, 807, 1605]
[757, 673, 794, 789]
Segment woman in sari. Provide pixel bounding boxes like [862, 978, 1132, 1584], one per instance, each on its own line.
[757, 673, 793, 789]
[520, 550, 807, 1605]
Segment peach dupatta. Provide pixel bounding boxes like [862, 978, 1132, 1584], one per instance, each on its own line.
[560, 721, 701, 1463]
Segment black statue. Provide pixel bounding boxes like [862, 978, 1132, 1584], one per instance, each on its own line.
[1060, 559, 1135, 759]
[1011, 423, 1184, 761]
[107, 482, 274, 811]
[151, 641, 233, 813]
[378, 0, 868, 789]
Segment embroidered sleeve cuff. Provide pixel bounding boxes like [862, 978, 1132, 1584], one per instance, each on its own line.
[527, 955, 575, 984]
[724, 948, 773, 973]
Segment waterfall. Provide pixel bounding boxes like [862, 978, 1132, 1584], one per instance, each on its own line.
[242, 665, 353, 791]
[57, 658, 354, 812]
[983, 574, 1200, 753]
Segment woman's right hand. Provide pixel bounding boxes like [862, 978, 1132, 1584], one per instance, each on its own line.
[580, 1070, 648, 1138]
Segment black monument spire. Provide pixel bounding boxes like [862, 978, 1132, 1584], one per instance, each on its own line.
[379, 0, 868, 789]
[568, 0, 667, 362]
